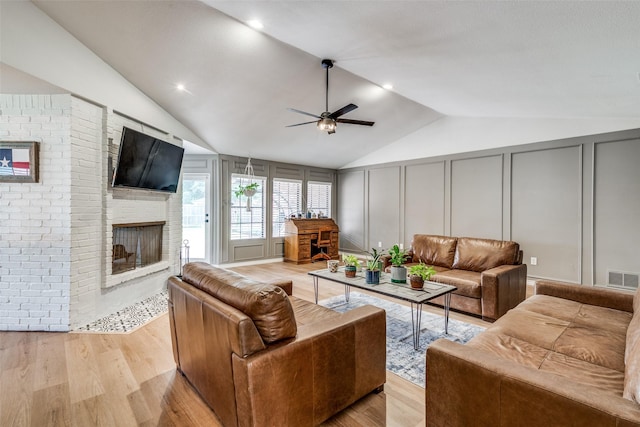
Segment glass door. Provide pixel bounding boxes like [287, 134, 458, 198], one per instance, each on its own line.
[182, 173, 211, 263]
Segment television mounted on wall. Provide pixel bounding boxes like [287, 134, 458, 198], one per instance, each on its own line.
[112, 127, 185, 193]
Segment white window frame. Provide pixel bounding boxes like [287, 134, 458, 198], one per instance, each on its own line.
[272, 178, 303, 237]
[230, 174, 266, 240]
[307, 181, 332, 218]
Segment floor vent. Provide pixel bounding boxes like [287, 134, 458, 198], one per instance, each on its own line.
[607, 270, 639, 290]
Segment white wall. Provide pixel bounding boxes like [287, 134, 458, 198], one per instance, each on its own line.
[343, 116, 640, 168]
[0, 0, 209, 152]
[0, 94, 72, 331]
[1, 94, 183, 331]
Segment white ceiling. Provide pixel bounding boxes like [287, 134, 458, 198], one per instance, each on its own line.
[26, 1, 640, 168]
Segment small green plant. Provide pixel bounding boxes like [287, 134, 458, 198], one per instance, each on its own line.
[342, 254, 360, 267]
[366, 247, 383, 271]
[388, 244, 408, 267]
[234, 182, 259, 198]
[409, 262, 436, 281]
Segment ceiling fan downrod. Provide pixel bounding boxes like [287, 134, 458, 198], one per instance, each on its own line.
[322, 59, 333, 113]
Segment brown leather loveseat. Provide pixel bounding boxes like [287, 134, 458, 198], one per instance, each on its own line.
[383, 234, 527, 321]
[426, 280, 640, 426]
[168, 262, 386, 427]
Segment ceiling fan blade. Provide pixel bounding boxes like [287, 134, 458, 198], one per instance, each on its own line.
[286, 120, 318, 128]
[328, 103, 358, 119]
[287, 108, 321, 119]
[336, 118, 375, 126]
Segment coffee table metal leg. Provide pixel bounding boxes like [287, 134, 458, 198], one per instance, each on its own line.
[443, 292, 451, 334]
[411, 302, 423, 351]
[313, 276, 319, 304]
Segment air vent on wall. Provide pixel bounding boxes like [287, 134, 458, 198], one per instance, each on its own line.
[607, 270, 639, 290]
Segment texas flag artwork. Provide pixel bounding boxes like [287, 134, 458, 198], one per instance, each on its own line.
[0, 148, 30, 176]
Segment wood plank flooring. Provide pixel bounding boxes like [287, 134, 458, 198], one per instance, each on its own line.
[0, 262, 494, 426]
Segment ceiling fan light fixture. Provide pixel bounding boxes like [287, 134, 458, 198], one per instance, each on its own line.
[317, 117, 336, 133]
[286, 58, 374, 133]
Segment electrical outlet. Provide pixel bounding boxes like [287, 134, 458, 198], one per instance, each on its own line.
[378, 241, 382, 248]
[530, 257, 537, 266]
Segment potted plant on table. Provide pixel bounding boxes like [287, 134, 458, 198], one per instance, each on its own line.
[408, 262, 437, 289]
[364, 250, 382, 285]
[388, 244, 408, 283]
[368, 247, 385, 272]
[342, 254, 360, 278]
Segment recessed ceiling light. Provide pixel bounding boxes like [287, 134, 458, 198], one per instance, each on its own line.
[175, 84, 193, 95]
[382, 83, 393, 90]
[247, 19, 264, 30]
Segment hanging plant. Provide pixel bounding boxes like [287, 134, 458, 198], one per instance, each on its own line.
[234, 182, 259, 198]
[234, 158, 258, 211]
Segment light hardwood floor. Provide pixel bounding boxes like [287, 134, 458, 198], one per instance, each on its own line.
[0, 262, 493, 427]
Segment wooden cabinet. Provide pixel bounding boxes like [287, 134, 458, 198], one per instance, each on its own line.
[284, 218, 339, 264]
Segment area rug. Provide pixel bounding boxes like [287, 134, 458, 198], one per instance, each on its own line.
[319, 292, 485, 387]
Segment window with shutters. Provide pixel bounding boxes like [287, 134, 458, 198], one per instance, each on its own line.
[272, 178, 302, 237]
[230, 174, 266, 240]
[307, 181, 332, 218]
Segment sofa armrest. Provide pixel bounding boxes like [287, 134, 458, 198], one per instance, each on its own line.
[480, 263, 527, 321]
[535, 279, 634, 313]
[232, 305, 386, 426]
[265, 278, 293, 295]
[426, 339, 640, 427]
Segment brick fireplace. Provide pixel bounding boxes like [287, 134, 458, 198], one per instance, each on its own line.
[0, 94, 182, 331]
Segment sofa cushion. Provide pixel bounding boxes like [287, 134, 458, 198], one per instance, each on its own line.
[540, 351, 625, 395]
[489, 308, 570, 349]
[387, 263, 448, 274]
[411, 234, 458, 269]
[517, 294, 583, 323]
[452, 237, 519, 272]
[467, 331, 549, 369]
[468, 324, 626, 396]
[553, 324, 626, 372]
[182, 262, 297, 343]
[289, 297, 340, 326]
[432, 269, 481, 298]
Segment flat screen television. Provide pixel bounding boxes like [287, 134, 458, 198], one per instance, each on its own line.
[112, 127, 185, 193]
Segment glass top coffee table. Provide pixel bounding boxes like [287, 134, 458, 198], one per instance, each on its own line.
[308, 268, 457, 350]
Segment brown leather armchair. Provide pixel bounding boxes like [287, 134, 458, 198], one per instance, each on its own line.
[168, 262, 386, 426]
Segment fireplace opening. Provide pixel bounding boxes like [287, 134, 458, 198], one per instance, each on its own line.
[112, 221, 165, 274]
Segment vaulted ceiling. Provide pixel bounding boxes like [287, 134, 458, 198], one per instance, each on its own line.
[14, 1, 640, 168]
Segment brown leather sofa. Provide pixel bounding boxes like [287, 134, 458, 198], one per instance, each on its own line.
[426, 280, 640, 426]
[167, 262, 386, 427]
[382, 234, 527, 321]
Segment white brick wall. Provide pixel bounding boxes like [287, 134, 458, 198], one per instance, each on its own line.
[0, 94, 72, 331]
[69, 97, 104, 326]
[1, 94, 183, 331]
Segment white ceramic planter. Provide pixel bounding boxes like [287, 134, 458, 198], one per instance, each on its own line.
[390, 265, 407, 283]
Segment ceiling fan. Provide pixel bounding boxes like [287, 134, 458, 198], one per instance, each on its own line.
[286, 59, 375, 135]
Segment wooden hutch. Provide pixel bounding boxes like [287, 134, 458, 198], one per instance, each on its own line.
[283, 218, 339, 264]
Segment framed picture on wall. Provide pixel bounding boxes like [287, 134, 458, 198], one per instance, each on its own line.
[0, 141, 39, 183]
